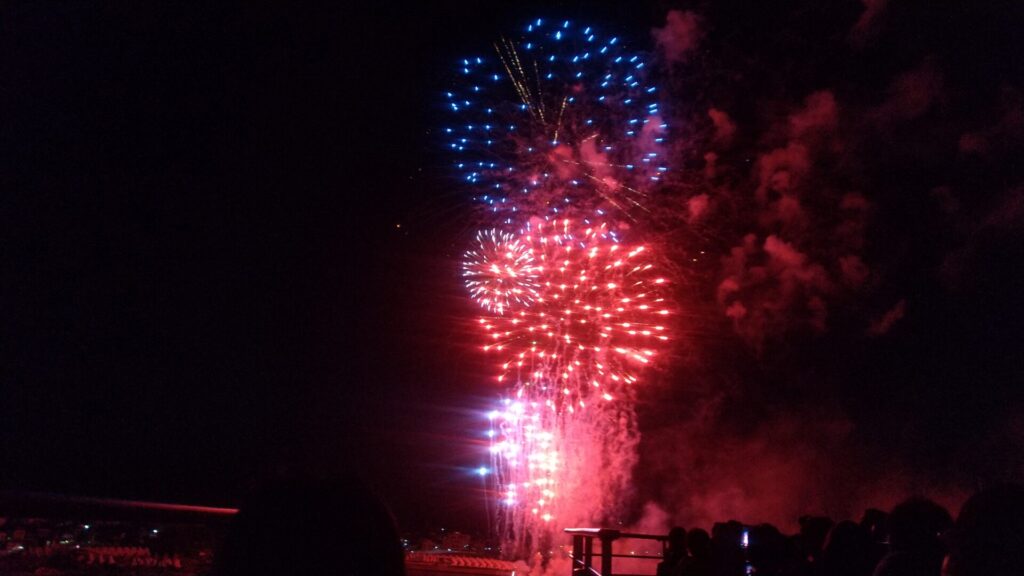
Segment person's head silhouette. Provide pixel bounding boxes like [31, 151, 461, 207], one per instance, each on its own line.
[216, 476, 405, 576]
[945, 483, 1024, 576]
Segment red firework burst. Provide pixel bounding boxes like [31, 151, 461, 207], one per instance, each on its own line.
[476, 218, 670, 405]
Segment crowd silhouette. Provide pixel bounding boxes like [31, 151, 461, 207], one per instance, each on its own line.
[212, 476, 1022, 576]
[656, 484, 1024, 576]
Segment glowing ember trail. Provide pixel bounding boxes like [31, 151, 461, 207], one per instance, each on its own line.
[446, 18, 674, 561]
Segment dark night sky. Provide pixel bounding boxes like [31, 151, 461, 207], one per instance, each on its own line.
[2, 1, 1023, 533]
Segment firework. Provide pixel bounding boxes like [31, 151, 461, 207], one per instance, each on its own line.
[477, 218, 669, 403]
[470, 218, 670, 558]
[447, 19, 675, 561]
[463, 229, 541, 315]
[485, 372, 642, 559]
[444, 18, 668, 218]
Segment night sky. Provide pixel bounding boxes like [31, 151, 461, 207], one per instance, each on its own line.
[3, 1, 1023, 533]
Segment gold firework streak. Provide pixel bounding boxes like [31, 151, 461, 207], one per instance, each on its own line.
[495, 38, 541, 123]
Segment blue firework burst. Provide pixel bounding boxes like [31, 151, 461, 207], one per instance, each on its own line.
[444, 18, 668, 218]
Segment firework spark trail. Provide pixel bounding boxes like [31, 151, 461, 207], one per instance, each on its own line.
[448, 18, 674, 560]
[486, 387, 640, 559]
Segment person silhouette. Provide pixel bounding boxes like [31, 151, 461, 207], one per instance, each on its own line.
[681, 528, 712, 576]
[215, 475, 405, 576]
[658, 526, 688, 576]
[943, 483, 1024, 576]
[822, 521, 874, 576]
[873, 498, 951, 576]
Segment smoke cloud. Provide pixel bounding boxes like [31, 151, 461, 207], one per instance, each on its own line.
[849, 0, 888, 47]
[652, 10, 702, 64]
[702, 88, 865, 350]
[627, 0, 1023, 533]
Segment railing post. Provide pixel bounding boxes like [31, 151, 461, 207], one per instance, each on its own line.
[583, 536, 593, 574]
[600, 533, 613, 576]
[571, 535, 583, 575]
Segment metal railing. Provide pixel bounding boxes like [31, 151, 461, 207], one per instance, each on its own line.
[0, 491, 238, 523]
[564, 528, 668, 576]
